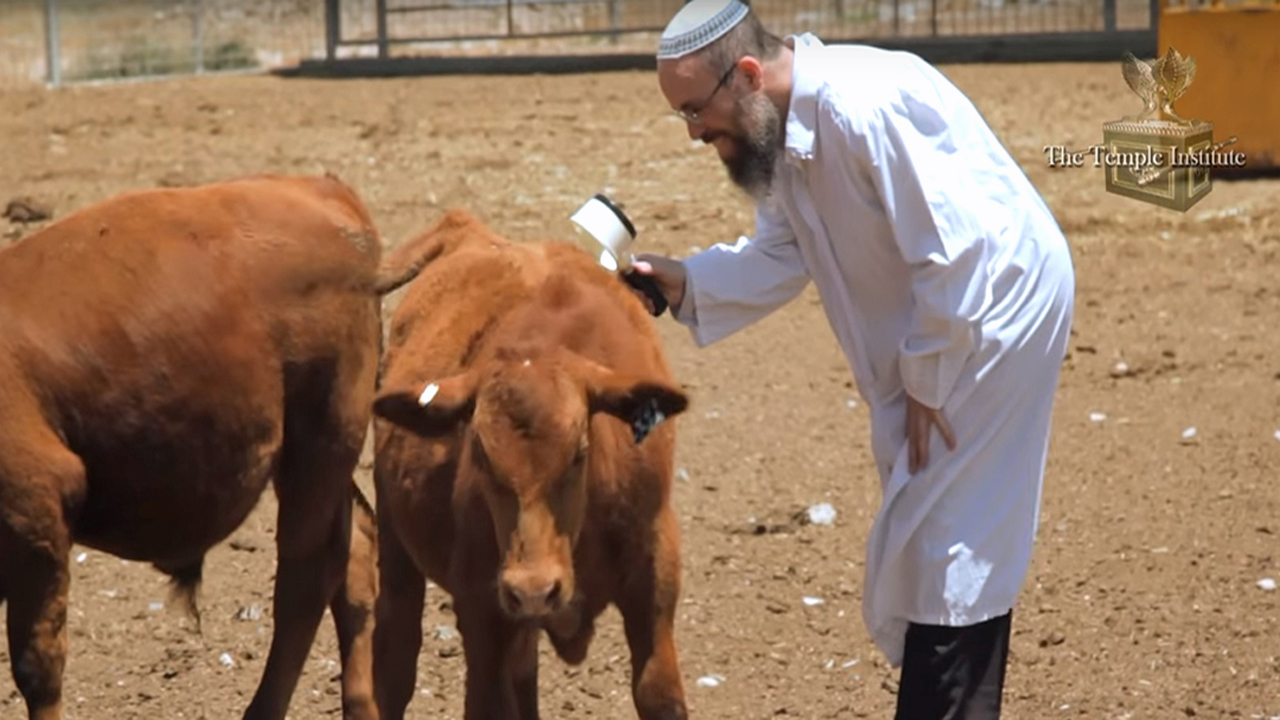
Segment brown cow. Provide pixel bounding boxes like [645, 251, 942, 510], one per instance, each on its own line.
[0, 175, 435, 720]
[369, 209, 692, 720]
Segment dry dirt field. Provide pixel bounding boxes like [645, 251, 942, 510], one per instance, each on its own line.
[1, 58, 1279, 720]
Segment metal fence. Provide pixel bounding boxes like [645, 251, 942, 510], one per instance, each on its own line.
[323, 0, 1159, 61]
[0, 0, 1164, 88]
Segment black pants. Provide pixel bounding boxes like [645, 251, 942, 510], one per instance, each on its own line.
[893, 611, 1013, 720]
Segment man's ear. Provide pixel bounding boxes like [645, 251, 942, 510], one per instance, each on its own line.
[738, 55, 765, 90]
[372, 370, 479, 437]
[579, 362, 690, 445]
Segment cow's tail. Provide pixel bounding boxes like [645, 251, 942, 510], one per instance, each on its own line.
[154, 557, 205, 634]
[373, 208, 482, 295]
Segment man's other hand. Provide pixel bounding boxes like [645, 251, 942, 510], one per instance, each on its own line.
[906, 393, 957, 474]
[629, 254, 688, 316]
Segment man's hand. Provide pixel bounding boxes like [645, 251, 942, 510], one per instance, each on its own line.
[906, 393, 957, 474]
[628, 253, 688, 316]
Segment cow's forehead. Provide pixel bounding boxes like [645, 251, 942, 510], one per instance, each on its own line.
[471, 376, 585, 490]
[476, 360, 586, 440]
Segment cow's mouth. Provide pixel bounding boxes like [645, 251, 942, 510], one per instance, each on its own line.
[543, 600, 584, 638]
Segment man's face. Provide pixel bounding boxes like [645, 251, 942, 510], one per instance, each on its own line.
[658, 54, 784, 201]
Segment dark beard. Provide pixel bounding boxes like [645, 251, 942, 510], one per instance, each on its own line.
[722, 93, 784, 202]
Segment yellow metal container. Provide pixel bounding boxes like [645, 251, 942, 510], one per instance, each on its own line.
[1158, 0, 1280, 172]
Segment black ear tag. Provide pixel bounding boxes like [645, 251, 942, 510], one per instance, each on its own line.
[631, 397, 667, 444]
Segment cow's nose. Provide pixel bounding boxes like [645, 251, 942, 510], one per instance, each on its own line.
[501, 577, 564, 617]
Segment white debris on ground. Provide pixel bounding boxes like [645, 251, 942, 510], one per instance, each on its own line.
[1195, 206, 1247, 223]
[235, 605, 263, 622]
[1089, 412, 1106, 423]
[76, 552, 88, 563]
[806, 503, 836, 526]
[802, 596, 824, 607]
[676, 467, 690, 482]
[1257, 578, 1276, 592]
[148, 601, 164, 612]
[218, 652, 235, 668]
[434, 625, 459, 641]
[1181, 427, 1197, 443]
[695, 674, 725, 688]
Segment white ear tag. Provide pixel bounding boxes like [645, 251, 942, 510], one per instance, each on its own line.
[418, 382, 440, 407]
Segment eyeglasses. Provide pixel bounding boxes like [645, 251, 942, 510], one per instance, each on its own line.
[674, 63, 737, 125]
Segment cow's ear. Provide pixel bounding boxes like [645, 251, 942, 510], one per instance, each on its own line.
[584, 365, 690, 445]
[373, 371, 479, 437]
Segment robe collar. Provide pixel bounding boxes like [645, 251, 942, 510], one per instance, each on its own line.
[784, 32, 825, 163]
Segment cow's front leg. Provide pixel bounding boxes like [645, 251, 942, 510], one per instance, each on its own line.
[457, 593, 514, 720]
[372, 486, 426, 720]
[617, 508, 687, 720]
[330, 488, 379, 720]
[505, 623, 541, 720]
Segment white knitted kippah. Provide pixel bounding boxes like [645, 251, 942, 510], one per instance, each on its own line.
[656, 0, 750, 59]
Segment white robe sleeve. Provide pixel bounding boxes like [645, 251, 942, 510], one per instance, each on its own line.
[673, 202, 811, 348]
[829, 93, 994, 410]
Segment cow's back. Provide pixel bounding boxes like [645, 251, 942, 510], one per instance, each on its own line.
[0, 174, 383, 559]
[0, 173, 380, 351]
[381, 220, 671, 388]
[535, 241, 677, 382]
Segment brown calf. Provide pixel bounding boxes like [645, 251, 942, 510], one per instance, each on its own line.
[0, 175, 432, 720]
[370, 209, 692, 720]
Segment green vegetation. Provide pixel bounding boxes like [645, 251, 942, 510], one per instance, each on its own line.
[69, 35, 258, 81]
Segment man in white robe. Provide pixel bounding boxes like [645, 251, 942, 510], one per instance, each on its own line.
[626, 1, 1076, 717]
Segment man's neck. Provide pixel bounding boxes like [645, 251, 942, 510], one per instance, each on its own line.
[763, 42, 796, 122]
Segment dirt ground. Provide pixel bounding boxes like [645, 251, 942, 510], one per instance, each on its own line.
[1, 58, 1279, 720]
